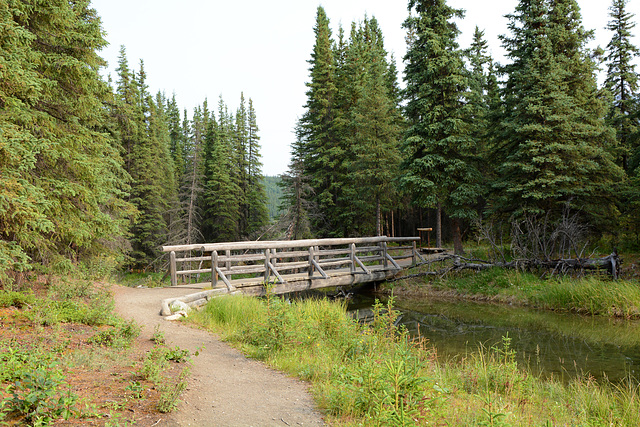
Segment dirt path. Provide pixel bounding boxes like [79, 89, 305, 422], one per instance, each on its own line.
[110, 284, 325, 426]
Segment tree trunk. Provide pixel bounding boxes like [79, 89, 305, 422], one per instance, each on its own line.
[451, 218, 464, 255]
[391, 210, 395, 238]
[376, 195, 381, 236]
[436, 202, 442, 248]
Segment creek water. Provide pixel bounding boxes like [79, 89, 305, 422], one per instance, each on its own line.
[347, 293, 640, 384]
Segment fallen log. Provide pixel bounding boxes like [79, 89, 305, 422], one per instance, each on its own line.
[396, 252, 621, 281]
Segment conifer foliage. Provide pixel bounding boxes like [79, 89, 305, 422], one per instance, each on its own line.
[401, 0, 482, 254]
[288, 7, 403, 238]
[493, 0, 622, 222]
[0, 4, 269, 280]
[1, 0, 134, 280]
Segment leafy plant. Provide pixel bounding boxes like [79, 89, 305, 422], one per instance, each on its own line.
[4, 363, 77, 425]
[125, 381, 144, 399]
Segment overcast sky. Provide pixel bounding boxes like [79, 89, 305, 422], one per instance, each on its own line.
[91, 0, 640, 176]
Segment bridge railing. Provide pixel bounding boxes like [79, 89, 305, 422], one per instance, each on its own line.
[162, 236, 423, 289]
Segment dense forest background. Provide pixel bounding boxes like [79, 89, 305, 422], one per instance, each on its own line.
[1, 0, 639, 282]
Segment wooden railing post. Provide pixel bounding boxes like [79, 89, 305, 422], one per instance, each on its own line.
[170, 251, 177, 287]
[308, 246, 315, 277]
[225, 249, 231, 271]
[412, 241, 417, 266]
[382, 241, 388, 269]
[212, 250, 218, 287]
[265, 249, 271, 282]
[350, 243, 356, 274]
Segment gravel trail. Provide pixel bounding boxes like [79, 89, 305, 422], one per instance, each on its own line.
[111, 284, 326, 427]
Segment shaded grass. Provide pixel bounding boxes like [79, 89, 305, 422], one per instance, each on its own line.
[189, 294, 640, 426]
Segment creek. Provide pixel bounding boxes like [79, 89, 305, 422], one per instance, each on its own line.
[347, 293, 640, 383]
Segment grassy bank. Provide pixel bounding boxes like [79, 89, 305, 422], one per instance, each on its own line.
[189, 293, 640, 426]
[0, 278, 189, 426]
[382, 266, 640, 319]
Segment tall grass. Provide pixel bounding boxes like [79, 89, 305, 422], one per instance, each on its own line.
[531, 276, 640, 318]
[190, 294, 640, 426]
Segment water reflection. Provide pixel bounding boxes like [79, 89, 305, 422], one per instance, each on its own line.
[348, 294, 640, 383]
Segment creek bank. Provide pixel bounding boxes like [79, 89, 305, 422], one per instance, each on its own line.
[374, 271, 640, 319]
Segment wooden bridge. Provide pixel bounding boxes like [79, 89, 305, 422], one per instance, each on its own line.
[161, 236, 423, 313]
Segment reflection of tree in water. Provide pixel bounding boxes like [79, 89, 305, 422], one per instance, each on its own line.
[349, 296, 640, 384]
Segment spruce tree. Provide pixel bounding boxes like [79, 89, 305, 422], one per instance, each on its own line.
[1, 0, 134, 280]
[114, 58, 177, 269]
[245, 98, 269, 236]
[347, 17, 402, 236]
[401, 0, 482, 253]
[493, 0, 622, 224]
[604, 0, 639, 173]
[298, 6, 340, 236]
[280, 126, 314, 240]
[200, 100, 241, 242]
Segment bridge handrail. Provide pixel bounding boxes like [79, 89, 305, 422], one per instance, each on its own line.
[162, 236, 419, 253]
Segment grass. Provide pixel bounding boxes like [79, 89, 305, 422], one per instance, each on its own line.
[189, 292, 640, 426]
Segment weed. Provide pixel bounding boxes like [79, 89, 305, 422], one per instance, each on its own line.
[157, 367, 190, 413]
[165, 346, 190, 363]
[0, 290, 35, 308]
[139, 347, 169, 383]
[151, 325, 166, 345]
[3, 363, 78, 425]
[124, 381, 144, 399]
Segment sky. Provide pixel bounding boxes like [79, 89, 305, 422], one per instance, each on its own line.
[91, 0, 640, 176]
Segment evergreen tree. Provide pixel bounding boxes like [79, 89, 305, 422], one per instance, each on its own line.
[298, 6, 340, 236]
[493, 0, 622, 224]
[279, 126, 314, 240]
[347, 17, 402, 236]
[401, 0, 482, 253]
[0, 0, 134, 280]
[166, 94, 188, 181]
[113, 58, 176, 269]
[245, 99, 269, 235]
[200, 99, 241, 242]
[604, 0, 640, 173]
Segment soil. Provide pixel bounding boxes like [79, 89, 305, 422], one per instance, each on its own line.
[110, 284, 326, 426]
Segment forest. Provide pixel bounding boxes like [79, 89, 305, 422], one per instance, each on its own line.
[1, 0, 639, 282]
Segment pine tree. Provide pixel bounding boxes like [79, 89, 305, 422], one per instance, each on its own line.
[493, 0, 622, 224]
[604, 0, 640, 173]
[401, 0, 482, 254]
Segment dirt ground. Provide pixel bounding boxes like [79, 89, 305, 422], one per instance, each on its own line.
[111, 284, 326, 426]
